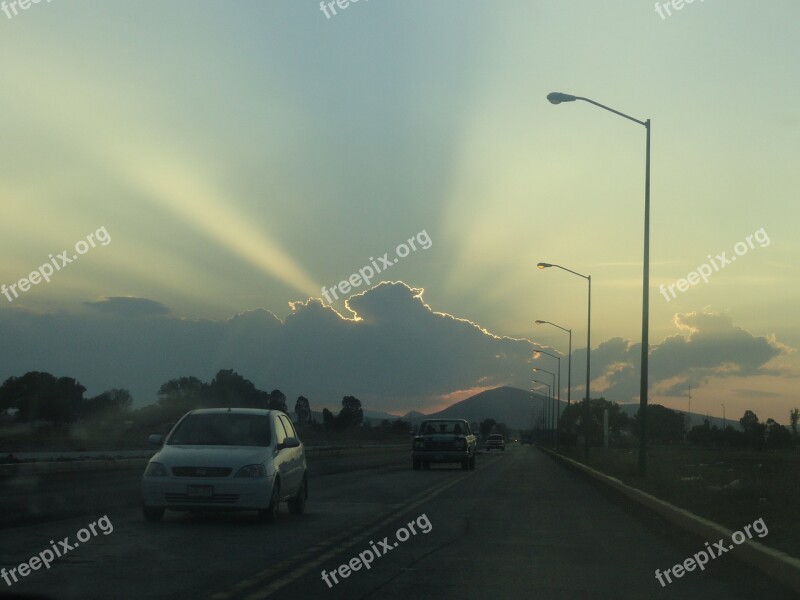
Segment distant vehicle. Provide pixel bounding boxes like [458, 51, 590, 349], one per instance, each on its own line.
[485, 434, 506, 451]
[141, 408, 307, 523]
[521, 432, 534, 445]
[413, 419, 476, 470]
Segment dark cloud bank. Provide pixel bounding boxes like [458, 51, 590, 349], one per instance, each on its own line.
[0, 283, 787, 413]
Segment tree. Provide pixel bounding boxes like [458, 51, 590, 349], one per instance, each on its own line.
[765, 419, 794, 450]
[0, 372, 86, 423]
[392, 419, 412, 434]
[687, 419, 713, 446]
[158, 376, 207, 407]
[157, 376, 208, 420]
[322, 408, 334, 430]
[632, 404, 684, 443]
[295, 396, 311, 424]
[479, 419, 496, 438]
[83, 389, 133, 419]
[268, 389, 288, 413]
[739, 410, 765, 450]
[790, 408, 799, 438]
[335, 396, 363, 429]
[208, 370, 264, 408]
[561, 398, 630, 446]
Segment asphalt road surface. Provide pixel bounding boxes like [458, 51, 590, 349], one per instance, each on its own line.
[1, 446, 795, 600]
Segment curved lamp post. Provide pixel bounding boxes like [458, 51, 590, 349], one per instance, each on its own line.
[532, 379, 551, 445]
[546, 92, 651, 477]
[537, 262, 591, 459]
[535, 320, 572, 411]
[534, 366, 557, 447]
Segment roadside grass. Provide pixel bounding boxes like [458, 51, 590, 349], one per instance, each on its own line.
[557, 443, 800, 558]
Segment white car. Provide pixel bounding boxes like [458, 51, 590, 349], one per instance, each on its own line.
[141, 408, 307, 523]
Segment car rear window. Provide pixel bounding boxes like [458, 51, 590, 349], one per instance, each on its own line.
[420, 421, 466, 434]
[167, 413, 271, 446]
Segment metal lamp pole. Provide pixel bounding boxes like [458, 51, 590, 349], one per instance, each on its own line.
[546, 92, 650, 476]
[532, 380, 551, 445]
[534, 366, 557, 447]
[537, 263, 591, 459]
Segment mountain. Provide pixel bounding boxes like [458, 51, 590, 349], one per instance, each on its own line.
[362, 408, 402, 421]
[402, 410, 427, 421]
[618, 403, 742, 431]
[426, 386, 564, 429]
[302, 408, 399, 423]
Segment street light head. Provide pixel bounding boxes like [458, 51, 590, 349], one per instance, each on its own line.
[537, 262, 552, 269]
[547, 92, 577, 105]
[535, 320, 546, 324]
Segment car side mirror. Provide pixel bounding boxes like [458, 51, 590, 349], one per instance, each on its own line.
[279, 437, 300, 450]
[148, 434, 163, 446]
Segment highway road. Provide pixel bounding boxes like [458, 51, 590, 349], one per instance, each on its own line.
[1, 446, 795, 600]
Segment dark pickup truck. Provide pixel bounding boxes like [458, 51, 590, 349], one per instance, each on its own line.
[412, 419, 477, 470]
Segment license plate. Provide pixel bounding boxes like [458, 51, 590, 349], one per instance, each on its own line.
[188, 485, 213, 498]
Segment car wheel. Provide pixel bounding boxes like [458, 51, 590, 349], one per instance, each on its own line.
[288, 475, 307, 515]
[469, 455, 476, 469]
[413, 458, 421, 470]
[501, 447, 505, 451]
[461, 457, 469, 470]
[142, 504, 164, 523]
[258, 479, 280, 523]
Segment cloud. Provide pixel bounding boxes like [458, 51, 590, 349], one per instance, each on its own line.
[0, 291, 791, 414]
[85, 296, 170, 317]
[584, 310, 789, 400]
[0, 283, 538, 413]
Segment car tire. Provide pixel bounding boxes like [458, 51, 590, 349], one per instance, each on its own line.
[461, 457, 469, 470]
[288, 475, 307, 515]
[469, 455, 476, 469]
[501, 447, 505, 451]
[142, 505, 164, 523]
[413, 458, 421, 470]
[258, 479, 280, 523]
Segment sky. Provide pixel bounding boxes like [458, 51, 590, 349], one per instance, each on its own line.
[1, 1, 798, 421]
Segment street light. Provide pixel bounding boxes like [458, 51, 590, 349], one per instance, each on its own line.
[546, 91, 651, 477]
[721, 403, 726, 430]
[537, 262, 591, 459]
[533, 366, 557, 447]
[532, 379, 551, 445]
[535, 320, 572, 411]
[686, 384, 692, 434]
[546, 92, 577, 104]
[534, 348, 562, 448]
